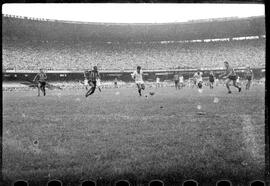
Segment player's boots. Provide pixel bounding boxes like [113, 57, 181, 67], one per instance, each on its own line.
[228, 90, 232, 94]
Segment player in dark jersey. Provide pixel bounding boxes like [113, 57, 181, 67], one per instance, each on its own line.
[173, 72, 180, 90]
[245, 66, 253, 90]
[219, 61, 241, 94]
[33, 69, 47, 96]
[209, 71, 215, 89]
[85, 66, 100, 97]
[114, 77, 118, 88]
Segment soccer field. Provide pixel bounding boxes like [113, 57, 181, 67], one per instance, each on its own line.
[2, 84, 265, 185]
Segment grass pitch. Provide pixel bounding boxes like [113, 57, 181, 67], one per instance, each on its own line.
[2, 84, 265, 185]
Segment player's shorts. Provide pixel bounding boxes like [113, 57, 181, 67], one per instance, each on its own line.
[209, 78, 214, 83]
[247, 76, 252, 81]
[228, 75, 237, 81]
[38, 81, 46, 88]
[88, 80, 96, 87]
[175, 80, 179, 84]
[84, 79, 89, 86]
[135, 80, 144, 84]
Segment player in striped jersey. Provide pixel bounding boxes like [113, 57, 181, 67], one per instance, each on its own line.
[33, 69, 47, 96]
[85, 66, 100, 97]
[131, 66, 145, 96]
[219, 61, 241, 94]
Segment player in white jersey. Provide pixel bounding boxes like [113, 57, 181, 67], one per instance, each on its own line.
[131, 66, 145, 96]
[156, 76, 160, 88]
[193, 70, 203, 89]
[83, 69, 90, 90]
[96, 77, 101, 92]
[179, 74, 184, 89]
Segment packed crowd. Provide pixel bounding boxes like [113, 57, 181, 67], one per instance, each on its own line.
[2, 38, 265, 70]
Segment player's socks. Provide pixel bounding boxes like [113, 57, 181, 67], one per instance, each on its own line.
[238, 87, 241, 92]
[138, 89, 142, 96]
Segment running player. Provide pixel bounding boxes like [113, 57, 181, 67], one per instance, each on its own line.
[193, 70, 203, 89]
[245, 66, 253, 90]
[131, 66, 145, 96]
[83, 69, 90, 90]
[156, 76, 160, 88]
[114, 77, 118, 88]
[236, 76, 240, 86]
[179, 73, 184, 89]
[96, 77, 102, 92]
[33, 68, 47, 96]
[209, 71, 215, 89]
[173, 72, 180, 90]
[85, 66, 100, 97]
[219, 61, 241, 94]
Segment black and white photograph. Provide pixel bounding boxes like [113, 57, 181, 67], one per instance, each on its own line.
[2, 3, 266, 186]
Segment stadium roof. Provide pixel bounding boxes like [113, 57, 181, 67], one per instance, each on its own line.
[2, 14, 265, 42]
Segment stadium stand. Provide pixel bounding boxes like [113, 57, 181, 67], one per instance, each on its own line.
[2, 14, 265, 70]
[2, 38, 265, 70]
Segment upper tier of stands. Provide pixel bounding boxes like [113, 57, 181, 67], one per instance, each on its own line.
[3, 38, 265, 70]
[2, 14, 265, 70]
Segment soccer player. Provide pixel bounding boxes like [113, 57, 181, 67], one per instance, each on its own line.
[83, 69, 90, 90]
[33, 68, 47, 96]
[245, 66, 253, 90]
[193, 70, 203, 89]
[219, 61, 241, 94]
[156, 76, 160, 88]
[114, 77, 118, 88]
[85, 66, 100, 97]
[173, 72, 180, 90]
[209, 71, 215, 89]
[179, 73, 184, 89]
[131, 66, 145, 96]
[96, 77, 102, 92]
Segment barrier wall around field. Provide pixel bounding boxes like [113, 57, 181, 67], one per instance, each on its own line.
[2, 68, 265, 82]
